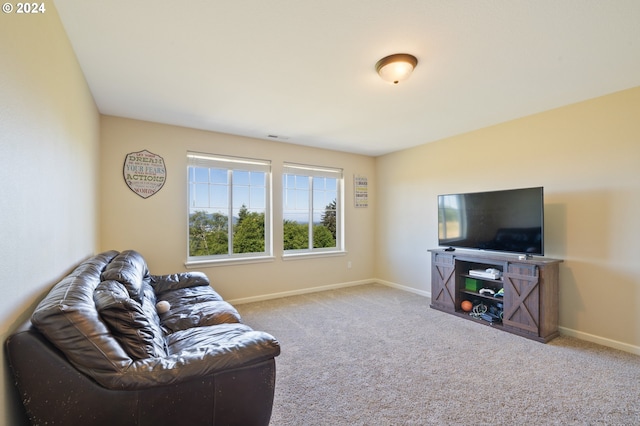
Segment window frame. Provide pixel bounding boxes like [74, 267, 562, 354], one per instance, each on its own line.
[186, 152, 273, 267]
[282, 162, 344, 258]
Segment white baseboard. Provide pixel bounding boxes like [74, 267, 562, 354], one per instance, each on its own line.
[375, 278, 431, 298]
[228, 279, 373, 305]
[558, 326, 640, 356]
[377, 280, 640, 356]
[229, 278, 640, 357]
[230, 279, 431, 305]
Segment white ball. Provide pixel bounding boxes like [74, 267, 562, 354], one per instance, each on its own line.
[156, 300, 171, 314]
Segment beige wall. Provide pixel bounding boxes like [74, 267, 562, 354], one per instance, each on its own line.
[375, 87, 640, 353]
[0, 5, 100, 425]
[99, 116, 376, 301]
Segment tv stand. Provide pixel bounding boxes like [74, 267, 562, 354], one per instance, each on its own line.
[428, 249, 563, 343]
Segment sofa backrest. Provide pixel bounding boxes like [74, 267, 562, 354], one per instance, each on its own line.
[97, 250, 167, 359]
[100, 249, 149, 302]
[31, 250, 137, 375]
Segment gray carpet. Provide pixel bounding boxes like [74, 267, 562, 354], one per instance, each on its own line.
[237, 283, 640, 425]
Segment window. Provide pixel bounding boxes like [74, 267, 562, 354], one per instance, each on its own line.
[283, 163, 343, 254]
[187, 152, 271, 263]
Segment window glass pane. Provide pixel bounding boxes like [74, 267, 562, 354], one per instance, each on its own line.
[187, 153, 271, 259]
[294, 189, 309, 210]
[233, 169, 250, 185]
[313, 224, 336, 249]
[251, 187, 266, 209]
[284, 174, 296, 188]
[295, 175, 309, 190]
[284, 188, 296, 210]
[283, 212, 307, 224]
[210, 168, 227, 184]
[193, 184, 209, 208]
[250, 172, 265, 186]
[283, 214, 309, 250]
[233, 185, 250, 209]
[210, 185, 228, 209]
[313, 176, 325, 190]
[189, 211, 229, 256]
[313, 190, 326, 210]
[194, 167, 209, 183]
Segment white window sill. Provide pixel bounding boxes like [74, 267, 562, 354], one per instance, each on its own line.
[185, 255, 275, 268]
[282, 250, 347, 261]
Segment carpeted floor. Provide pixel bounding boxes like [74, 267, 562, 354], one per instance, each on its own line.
[237, 283, 640, 426]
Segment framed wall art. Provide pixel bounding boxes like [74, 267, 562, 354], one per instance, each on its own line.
[123, 150, 166, 198]
[354, 175, 368, 208]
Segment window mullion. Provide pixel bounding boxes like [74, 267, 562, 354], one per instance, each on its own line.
[227, 169, 234, 255]
[307, 175, 313, 249]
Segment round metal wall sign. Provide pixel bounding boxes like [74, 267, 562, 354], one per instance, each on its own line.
[123, 150, 166, 198]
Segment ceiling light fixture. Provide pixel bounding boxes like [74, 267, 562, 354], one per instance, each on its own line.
[375, 53, 418, 84]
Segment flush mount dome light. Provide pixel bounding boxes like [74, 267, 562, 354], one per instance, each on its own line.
[375, 53, 418, 84]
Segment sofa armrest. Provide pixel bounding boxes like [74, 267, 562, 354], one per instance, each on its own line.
[150, 271, 210, 295]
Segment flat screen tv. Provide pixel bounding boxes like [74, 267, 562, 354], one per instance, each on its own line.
[438, 187, 544, 256]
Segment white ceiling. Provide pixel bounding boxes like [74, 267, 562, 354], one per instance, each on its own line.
[53, 0, 640, 156]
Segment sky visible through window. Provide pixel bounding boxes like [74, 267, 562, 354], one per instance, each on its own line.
[283, 175, 337, 224]
[190, 167, 266, 217]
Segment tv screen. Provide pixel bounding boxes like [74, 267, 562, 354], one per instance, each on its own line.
[438, 187, 544, 255]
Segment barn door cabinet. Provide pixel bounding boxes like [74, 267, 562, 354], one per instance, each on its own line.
[428, 249, 562, 343]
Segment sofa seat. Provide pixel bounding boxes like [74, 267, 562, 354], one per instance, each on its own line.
[157, 285, 242, 333]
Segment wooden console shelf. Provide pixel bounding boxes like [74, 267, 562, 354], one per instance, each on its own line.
[428, 249, 563, 343]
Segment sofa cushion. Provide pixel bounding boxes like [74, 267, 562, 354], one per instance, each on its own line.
[158, 286, 241, 333]
[151, 271, 212, 295]
[166, 323, 266, 355]
[95, 280, 167, 360]
[100, 250, 150, 302]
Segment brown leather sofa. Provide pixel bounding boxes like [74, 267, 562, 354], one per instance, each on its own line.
[5, 250, 280, 425]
